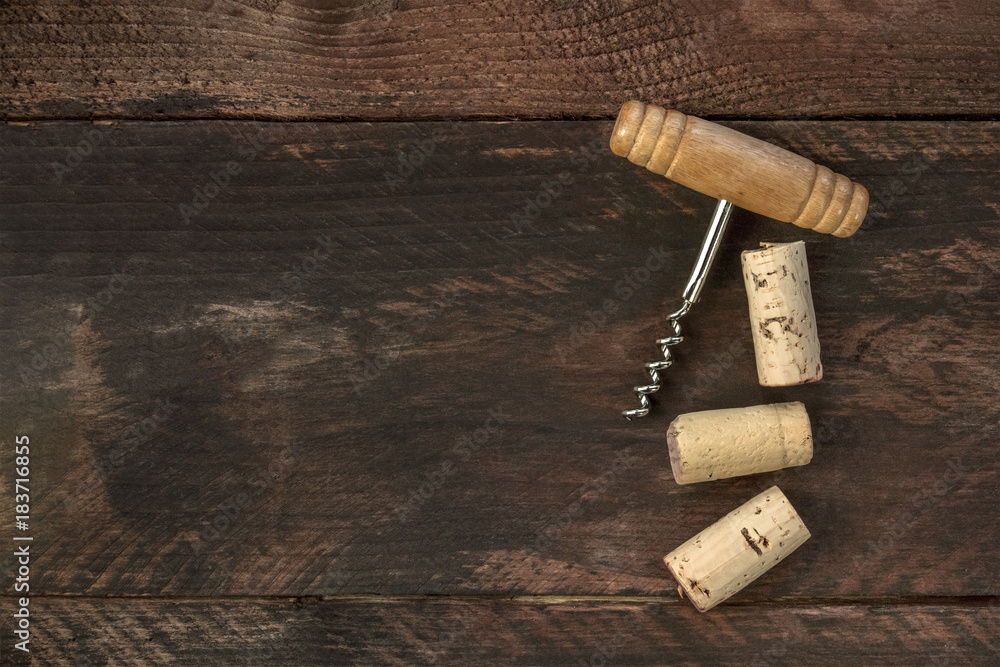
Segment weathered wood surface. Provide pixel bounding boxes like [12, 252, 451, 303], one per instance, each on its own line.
[0, 597, 997, 665]
[1, 120, 998, 604]
[3, 0, 1000, 120]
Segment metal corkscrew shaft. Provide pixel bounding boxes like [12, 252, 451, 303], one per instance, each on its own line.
[623, 199, 734, 421]
[612, 98, 869, 419]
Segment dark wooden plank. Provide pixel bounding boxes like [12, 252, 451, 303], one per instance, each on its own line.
[3, 1, 1000, 120]
[1, 597, 997, 665]
[1, 120, 998, 599]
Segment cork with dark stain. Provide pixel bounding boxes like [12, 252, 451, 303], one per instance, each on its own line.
[664, 487, 811, 612]
[742, 241, 823, 387]
[742, 527, 764, 556]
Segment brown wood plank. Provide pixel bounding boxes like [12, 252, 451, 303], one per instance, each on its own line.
[2, 1, 1000, 120]
[1, 119, 998, 600]
[1, 596, 997, 665]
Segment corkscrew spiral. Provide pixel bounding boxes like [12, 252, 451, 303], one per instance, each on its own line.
[622, 301, 691, 421]
[621, 199, 733, 420]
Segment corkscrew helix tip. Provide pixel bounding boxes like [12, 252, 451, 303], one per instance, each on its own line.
[622, 199, 734, 420]
[622, 300, 692, 421]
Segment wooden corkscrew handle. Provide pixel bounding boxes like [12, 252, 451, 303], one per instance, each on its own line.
[610, 101, 869, 237]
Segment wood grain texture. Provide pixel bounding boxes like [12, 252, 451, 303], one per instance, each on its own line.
[3, 0, 1000, 120]
[1, 120, 998, 603]
[611, 101, 869, 237]
[0, 597, 996, 665]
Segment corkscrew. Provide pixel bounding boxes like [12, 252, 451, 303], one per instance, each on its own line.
[610, 101, 869, 419]
[623, 198, 733, 420]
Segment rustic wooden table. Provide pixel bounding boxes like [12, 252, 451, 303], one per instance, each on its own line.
[2, 1, 998, 664]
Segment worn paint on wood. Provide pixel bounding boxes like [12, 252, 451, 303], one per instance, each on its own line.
[1, 121, 998, 608]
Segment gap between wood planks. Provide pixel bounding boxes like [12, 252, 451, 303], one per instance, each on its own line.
[7, 114, 1000, 124]
[2, 594, 997, 608]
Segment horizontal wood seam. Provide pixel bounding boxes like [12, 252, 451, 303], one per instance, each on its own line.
[5, 114, 1000, 124]
[3, 594, 997, 607]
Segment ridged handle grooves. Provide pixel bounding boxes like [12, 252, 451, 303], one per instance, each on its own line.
[611, 100, 868, 238]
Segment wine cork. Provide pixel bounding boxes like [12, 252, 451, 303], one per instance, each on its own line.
[667, 402, 813, 485]
[664, 486, 811, 612]
[742, 241, 823, 387]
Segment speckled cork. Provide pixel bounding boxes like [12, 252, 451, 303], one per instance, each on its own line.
[742, 241, 823, 387]
[664, 485, 811, 612]
[667, 402, 813, 485]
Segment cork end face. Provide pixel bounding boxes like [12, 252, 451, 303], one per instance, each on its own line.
[775, 401, 814, 467]
[610, 100, 646, 157]
[664, 558, 713, 612]
[759, 370, 823, 388]
[666, 418, 687, 485]
[742, 240, 802, 260]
